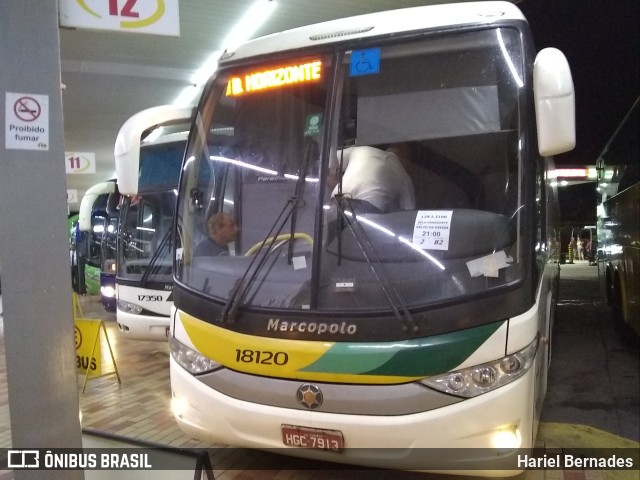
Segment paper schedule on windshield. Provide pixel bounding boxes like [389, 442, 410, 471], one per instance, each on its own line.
[412, 210, 452, 250]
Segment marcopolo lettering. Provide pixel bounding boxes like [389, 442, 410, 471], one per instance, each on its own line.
[267, 318, 357, 335]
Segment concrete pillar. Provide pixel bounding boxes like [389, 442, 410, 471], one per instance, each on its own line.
[0, 1, 84, 479]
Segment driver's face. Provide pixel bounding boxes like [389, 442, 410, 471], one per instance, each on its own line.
[216, 216, 239, 245]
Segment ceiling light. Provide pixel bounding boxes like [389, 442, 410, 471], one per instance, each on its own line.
[173, 0, 277, 106]
[173, 85, 203, 106]
[222, 0, 276, 53]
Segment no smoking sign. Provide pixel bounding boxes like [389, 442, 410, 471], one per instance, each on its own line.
[5, 92, 49, 150]
[14, 96, 42, 122]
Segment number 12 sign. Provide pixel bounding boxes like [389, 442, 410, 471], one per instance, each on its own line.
[65, 152, 96, 174]
[59, 0, 180, 36]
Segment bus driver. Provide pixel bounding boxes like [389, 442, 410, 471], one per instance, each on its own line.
[195, 212, 239, 256]
[330, 144, 416, 214]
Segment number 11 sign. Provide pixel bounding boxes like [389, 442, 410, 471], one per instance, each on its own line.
[65, 152, 96, 174]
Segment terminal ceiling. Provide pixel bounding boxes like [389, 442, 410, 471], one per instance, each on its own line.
[60, 0, 481, 210]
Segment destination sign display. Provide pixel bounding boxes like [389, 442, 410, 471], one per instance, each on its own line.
[226, 60, 322, 96]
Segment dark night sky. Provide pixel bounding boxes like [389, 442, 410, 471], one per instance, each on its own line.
[518, 1, 639, 225]
[519, 0, 640, 167]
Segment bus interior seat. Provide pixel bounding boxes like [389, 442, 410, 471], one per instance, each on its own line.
[409, 131, 516, 213]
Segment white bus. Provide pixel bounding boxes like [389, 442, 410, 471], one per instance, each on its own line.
[169, 2, 574, 472]
[114, 105, 193, 341]
[76, 179, 117, 299]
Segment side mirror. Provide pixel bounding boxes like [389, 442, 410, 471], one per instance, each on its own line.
[533, 48, 576, 156]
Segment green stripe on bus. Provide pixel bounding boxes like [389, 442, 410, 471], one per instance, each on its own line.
[301, 321, 504, 377]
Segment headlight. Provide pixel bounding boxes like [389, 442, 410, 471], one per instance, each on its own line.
[169, 337, 220, 375]
[421, 337, 538, 397]
[101, 285, 116, 298]
[117, 299, 143, 315]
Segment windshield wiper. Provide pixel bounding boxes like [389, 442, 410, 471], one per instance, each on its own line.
[333, 196, 419, 333]
[287, 141, 312, 264]
[221, 150, 312, 323]
[220, 198, 299, 323]
[140, 226, 171, 287]
[335, 148, 346, 265]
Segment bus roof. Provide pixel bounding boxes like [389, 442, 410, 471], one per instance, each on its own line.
[220, 1, 525, 64]
[78, 180, 116, 231]
[115, 105, 193, 196]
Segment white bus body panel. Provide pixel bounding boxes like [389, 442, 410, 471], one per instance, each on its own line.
[116, 284, 172, 341]
[223, 2, 525, 64]
[171, 357, 535, 473]
[114, 105, 193, 196]
[78, 180, 116, 232]
[171, 301, 546, 472]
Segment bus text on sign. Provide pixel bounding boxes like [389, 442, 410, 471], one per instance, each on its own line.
[226, 60, 322, 96]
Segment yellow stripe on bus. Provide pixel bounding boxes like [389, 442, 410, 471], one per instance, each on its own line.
[179, 312, 424, 384]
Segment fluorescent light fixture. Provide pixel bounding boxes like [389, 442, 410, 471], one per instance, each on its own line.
[173, 85, 203, 107]
[223, 0, 277, 53]
[173, 0, 277, 106]
[190, 50, 222, 86]
[551, 168, 588, 178]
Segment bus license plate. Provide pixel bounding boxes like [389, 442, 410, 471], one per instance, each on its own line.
[281, 425, 344, 452]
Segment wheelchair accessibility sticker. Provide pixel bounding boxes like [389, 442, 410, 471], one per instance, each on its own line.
[350, 48, 380, 77]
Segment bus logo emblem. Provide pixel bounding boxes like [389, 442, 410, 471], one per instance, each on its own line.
[296, 384, 323, 410]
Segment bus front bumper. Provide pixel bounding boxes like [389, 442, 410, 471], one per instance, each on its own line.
[116, 309, 170, 341]
[170, 357, 536, 475]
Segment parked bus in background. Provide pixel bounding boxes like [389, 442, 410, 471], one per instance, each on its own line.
[76, 180, 117, 301]
[597, 97, 639, 339]
[169, 2, 575, 472]
[99, 190, 121, 312]
[68, 212, 80, 293]
[114, 105, 193, 341]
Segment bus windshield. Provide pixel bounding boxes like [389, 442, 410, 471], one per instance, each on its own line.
[101, 215, 118, 271]
[119, 192, 176, 285]
[119, 140, 185, 285]
[176, 27, 527, 315]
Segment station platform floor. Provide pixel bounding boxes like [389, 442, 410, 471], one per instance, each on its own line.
[0, 260, 638, 479]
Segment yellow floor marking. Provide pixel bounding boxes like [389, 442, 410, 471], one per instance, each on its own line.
[534, 423, 639, 480]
